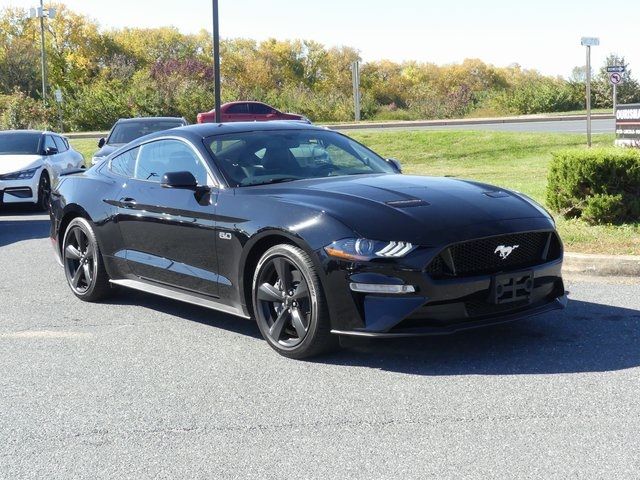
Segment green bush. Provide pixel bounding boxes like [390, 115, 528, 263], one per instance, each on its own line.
[546, 148, 640, 224]
[0, 89, 51, 130]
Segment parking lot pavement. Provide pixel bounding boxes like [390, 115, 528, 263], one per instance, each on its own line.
[1, 211, 640, 479]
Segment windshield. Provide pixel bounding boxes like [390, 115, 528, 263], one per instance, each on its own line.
[0, 132, 41, 155]
[107, 120, 184, 145]
[206, 129, 395, 187]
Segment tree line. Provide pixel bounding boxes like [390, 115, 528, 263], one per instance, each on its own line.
[1, 3, 639, 131]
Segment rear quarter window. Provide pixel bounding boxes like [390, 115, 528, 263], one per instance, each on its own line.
[109, 147, 139, 177]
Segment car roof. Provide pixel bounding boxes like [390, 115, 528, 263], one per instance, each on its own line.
[115, 117, 187, 124]
[173, 121, 325, 138]
[223, 101, 267, 106]
[0, 130, 62, 137]
[117, 121, 328, 150]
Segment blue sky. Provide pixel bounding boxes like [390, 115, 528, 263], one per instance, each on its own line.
[7, 0, 639, 77]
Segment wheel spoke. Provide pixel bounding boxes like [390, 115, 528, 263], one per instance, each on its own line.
[291, 279, 309, 300]
[71, 265, 83, 287]
[82, 263, 92, 285]
[258, 283, 283, 303]
[290, 309, 307, 339]
[65, 245, 82, 260]
[269, 309, 290, 341]
[73, 228, 85, 251]
[273, 257, 293, 291]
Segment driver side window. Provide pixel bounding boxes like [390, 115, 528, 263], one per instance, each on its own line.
[135, 140, 210, 185]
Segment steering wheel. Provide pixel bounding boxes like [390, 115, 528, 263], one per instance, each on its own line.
[313, 163, 335, 176]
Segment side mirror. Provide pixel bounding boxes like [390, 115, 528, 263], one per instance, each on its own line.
[45, 146, 58, 156]
[387, 158, 402, 173]
[161, 171, 198, 190]
[97, 138, 106, 148]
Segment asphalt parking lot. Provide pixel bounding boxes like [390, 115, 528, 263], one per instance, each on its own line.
[1, 210, 640, 479]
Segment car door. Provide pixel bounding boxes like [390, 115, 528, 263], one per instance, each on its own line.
[249, 102, 276, 121]
[42, 134, 65, 179]
[223, 103, 252, 122]
[115, 139, 222, 297]
[52, 135, 77, 172]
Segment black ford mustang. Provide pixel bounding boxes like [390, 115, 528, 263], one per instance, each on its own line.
[50, 122, 566, 358]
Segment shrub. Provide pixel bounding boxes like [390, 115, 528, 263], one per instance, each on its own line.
[546, 148, 640, 224]
[0, 89, 51, 130]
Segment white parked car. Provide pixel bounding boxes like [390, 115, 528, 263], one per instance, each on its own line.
[0, 130, 84, 210]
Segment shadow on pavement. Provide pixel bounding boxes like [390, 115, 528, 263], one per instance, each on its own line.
[104, 289, 263, 340]
[0, 206, 50, 248]
[319, 298, 640, 376]
[105, 287, 640, 375]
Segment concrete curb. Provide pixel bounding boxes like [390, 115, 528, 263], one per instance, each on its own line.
[327, 113, 614, 131]
[65, 131, 107, 139]
[563, 252, 640, 277]
[63, 113, 615, 138]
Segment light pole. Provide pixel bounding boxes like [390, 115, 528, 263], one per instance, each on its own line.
[581, 37, 599, 147]
[212, 0, 222, 123]
[29, 2, 55, 105]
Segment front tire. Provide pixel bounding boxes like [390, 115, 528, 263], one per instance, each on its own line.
[62, 217, 112, 302]
[36, 171, 50, 211]
[252, 244, 336, 359]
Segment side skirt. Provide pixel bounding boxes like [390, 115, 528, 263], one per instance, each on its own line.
[110, 278, 250, 319]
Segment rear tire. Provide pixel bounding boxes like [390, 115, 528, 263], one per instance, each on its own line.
[62, 217, 112, 302]
[252, 244, 337, 359]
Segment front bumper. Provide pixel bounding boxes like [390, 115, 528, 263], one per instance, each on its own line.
[0, 174, 40, 205]
[322, 252, 566, 337]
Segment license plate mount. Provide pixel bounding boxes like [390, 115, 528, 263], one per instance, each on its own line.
[491, 271, 534, 304]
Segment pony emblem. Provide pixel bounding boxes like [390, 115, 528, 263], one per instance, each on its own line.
[494, 244, 519, 260]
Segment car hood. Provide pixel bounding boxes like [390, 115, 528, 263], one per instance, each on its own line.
[254, 174, 552, 245]
[0, 155, 43, 175]
[93, 144, 121, 159]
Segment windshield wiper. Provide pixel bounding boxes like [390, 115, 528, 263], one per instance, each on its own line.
[247, 177, 300, 186]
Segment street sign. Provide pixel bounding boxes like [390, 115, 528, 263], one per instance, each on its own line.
[615, 103, 640, 148]
[607, 65, 625, 73]
[54, 88, 63, 103]
[581, 37, 600, 46]
[609, 72, 623, 85]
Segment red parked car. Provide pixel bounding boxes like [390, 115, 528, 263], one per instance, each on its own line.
[197, 101, 311, 124]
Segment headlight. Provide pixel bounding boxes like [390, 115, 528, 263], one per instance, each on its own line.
[0, 167, 39, 180]
[324, 238, 415, 261]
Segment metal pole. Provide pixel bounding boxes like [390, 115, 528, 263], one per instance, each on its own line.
[39, 0, 47, 105]
[586, 45, 592, 147]
[352, 61, 360, 122]
[212, 0, 222, 123]
[613, 82, 617, 115]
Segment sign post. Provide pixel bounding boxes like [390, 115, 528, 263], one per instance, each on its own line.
[581, 37, 600, 147]
[607, 66, 625, 114]
[54, 88, 63, 132]
[351, 60, 361, 122]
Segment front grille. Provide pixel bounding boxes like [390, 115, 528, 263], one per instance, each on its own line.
[426, 231, 562, 278]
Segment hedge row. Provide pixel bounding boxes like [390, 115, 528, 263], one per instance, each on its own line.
[546, 148, 640, 224]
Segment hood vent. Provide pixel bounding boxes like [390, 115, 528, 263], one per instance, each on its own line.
[483, 191, 510, 198]
[385, 199, 429, 208]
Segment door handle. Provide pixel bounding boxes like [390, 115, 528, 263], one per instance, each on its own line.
[119, 197, 137, 208]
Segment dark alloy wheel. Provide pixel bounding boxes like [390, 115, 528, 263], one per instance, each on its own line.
[62, 217, 112, 301]
[252, 244, 336, 358]
[36, 172, 50, 211]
